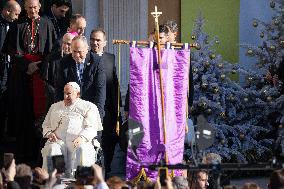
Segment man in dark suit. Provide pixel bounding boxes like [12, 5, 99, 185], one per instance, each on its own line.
[55, 35, 106, 119]
[90, 28, 123, 178]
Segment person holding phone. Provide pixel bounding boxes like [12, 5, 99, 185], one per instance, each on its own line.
[41, 82, 103, 177]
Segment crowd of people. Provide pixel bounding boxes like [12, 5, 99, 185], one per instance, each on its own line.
[1, 159, 284, 189]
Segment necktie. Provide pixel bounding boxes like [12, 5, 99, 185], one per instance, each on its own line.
[76, 64, 84, 83]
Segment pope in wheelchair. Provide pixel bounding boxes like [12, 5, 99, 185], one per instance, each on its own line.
[41, 82, 103, 176]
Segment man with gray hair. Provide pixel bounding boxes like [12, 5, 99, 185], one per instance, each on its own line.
[41, 82, 103, 176]
[56, 35, 106, 119]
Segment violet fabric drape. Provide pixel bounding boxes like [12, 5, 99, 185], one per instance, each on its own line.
[126, 47, 190, 181]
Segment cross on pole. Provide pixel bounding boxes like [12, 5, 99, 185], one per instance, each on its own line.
[151, 6, 162, 23]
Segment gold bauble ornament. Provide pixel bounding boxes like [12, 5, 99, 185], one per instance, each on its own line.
[195, 43, 201, 50]
[244, 97, 249, 102]
[267, 96, 272, 102]
[201, 102, 207, 109]
[231, 69, 237, 74]
[206, 108, 212, 114]
[248, 76, 253, 82]
[229, 95, 235, 101]
[247, 49, 254, 56]
[217, 63, 223, 69]
[280, 40, 284, 46]
[213, 87, 219, 94]
[201, 82, 208, 89]
[270, 1, 275, 8]
[193, 67, 198, 73]
[217, 102, 221, 105]
[204, 61, 210, 68]
[279, 124, 283, 129]
[191, 35, 196, 40]
[253, 21, 258, 27]
[215, 40, 220, 44]
[220, 74, 226, 80]
[270, 45, 276, 51]
[220, 112, 225, 117]
[260, 32, 264, 38]
[274, 18, 280, 25]
[209, 53, 216, 59]
[221, 139, 226, 144]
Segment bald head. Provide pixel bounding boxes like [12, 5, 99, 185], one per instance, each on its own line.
[2, 0, 21, 22]
[24, 0, 41, 19]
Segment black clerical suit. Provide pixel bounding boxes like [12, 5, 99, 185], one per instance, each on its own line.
[94, 52, 123, 177]
[0, 15, 11, 138]
[2, 16, 56, 162]
[56, 51, 106, 119]
[41, 48, 64, 111]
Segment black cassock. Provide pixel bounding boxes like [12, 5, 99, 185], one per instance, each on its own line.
[0, 15, 11, 138]
[3, 16, 56, 162]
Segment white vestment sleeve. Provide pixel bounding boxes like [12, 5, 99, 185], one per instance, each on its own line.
[42, 104, 54, 137]
[79, 103, 103, 141]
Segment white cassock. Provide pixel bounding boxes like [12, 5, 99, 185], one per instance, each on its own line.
[41, 98, 103, 176]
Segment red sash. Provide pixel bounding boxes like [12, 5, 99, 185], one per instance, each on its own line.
[24, 54, 46, 119]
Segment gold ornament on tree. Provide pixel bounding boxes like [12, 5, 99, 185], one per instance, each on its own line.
[217, 63, 223, 69]
[201, 82, 208, 89]
[231, 69, 237, 74]
[193, 67, 198, 73]
[247, 48, 254, 56]
[229, 95, 235, 101]
[274, 18, 280, 25]
[209, 53, 216, 59]
[243, 97, 249, 102]
[195, 43, 201, 50]
[260, 32, 264, 38]
[204, 60, 210, 68]
[215, 39, 220, 44]
[270, 1, 275, 8]
[252, 20, 258, 27]
[279, 124, 283, 129]
[220, 112, 225, 117]
[280, 40, 284, 47]
[269, 45, 276, 51]
[191, 34, 196, 40]
[266, 96, 272, 102]
[206, 108, 212, 115]
[213, 87, 219, 94]
[220, 74, 226, 80]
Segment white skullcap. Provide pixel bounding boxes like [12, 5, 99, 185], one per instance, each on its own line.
[66, 82, 80, 92]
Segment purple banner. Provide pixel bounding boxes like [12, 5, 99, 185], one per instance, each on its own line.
[126, 47, 190, 181]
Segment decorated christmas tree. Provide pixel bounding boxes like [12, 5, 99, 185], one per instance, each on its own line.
[239, 0, 284, 159]
[188, 13, 274, 163]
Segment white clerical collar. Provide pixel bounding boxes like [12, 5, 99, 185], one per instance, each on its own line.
[96, 52, 103, 56]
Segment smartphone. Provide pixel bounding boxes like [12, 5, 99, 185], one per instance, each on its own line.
[3, 153, 14, 169]
[158, 167, 168, 186]
[75, 166, 94, 185]
[52, 155, 65, 174]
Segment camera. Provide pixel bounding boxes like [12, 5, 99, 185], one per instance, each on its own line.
[158, 167, 168, 186]
[51, 155, 66, 174]
[75, 166, 94, 185]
